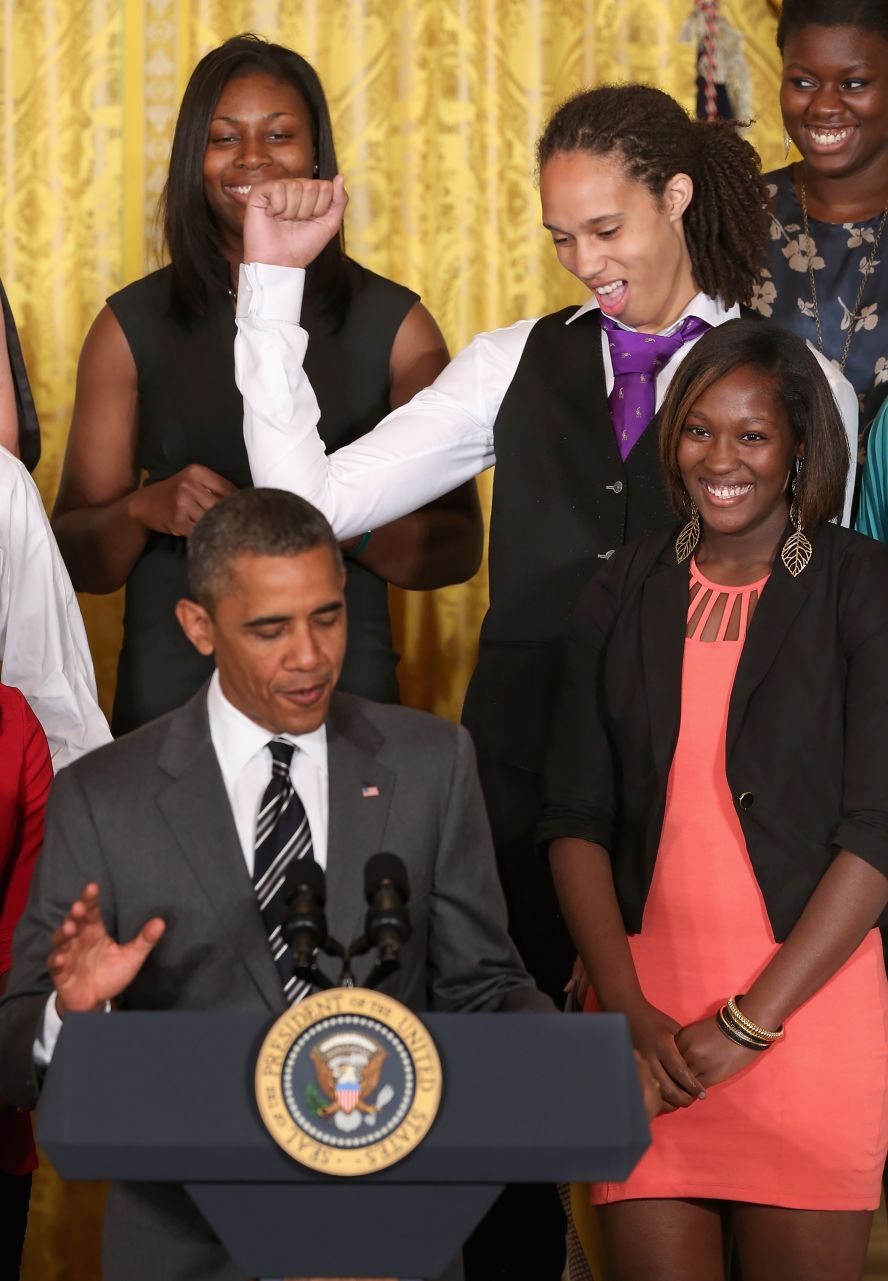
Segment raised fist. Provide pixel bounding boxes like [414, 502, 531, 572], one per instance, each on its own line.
[242, 175, 349, 270]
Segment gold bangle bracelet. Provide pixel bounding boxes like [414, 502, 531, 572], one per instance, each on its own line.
[716, 1007, 768, 1052]
[718, 1004, 772, 1050]
[728, 995, 784, 1042]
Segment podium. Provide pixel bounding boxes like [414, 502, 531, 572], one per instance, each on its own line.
[38, 1010, 648, 1279]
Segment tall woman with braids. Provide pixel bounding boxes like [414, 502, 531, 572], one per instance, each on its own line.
[238, 83, 855, 1000]
[234, 84, 857, 1279]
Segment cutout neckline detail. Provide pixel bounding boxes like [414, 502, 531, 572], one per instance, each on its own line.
[687, 558, 769, 644]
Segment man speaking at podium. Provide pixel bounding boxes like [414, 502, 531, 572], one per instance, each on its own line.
[0, 487, 551, 1281]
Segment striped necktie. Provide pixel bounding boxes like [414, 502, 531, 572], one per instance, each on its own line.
[254, 737, 314, 1003]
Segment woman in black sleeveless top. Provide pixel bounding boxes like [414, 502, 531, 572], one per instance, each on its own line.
[52, 34, 482, 734]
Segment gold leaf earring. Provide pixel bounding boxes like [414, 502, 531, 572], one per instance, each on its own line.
[780, 475, 812, 577]
[675, 501, 700, 564]
[783, 128, 792, 160]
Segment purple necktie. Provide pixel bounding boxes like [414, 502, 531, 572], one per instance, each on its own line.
[599, 313, 712, 460]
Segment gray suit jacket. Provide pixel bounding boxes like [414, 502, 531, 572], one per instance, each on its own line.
[0, 686, 548, 1281]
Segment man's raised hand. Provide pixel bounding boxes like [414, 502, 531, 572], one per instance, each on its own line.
[242, 175, 348, 270]
[49, 883, 165, 1018]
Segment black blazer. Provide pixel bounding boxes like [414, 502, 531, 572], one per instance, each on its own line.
[537, 521, 888, 941]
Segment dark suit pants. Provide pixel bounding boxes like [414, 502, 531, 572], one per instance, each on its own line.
[476, 756, 575, 1007]
[462, 758, 572, 1281]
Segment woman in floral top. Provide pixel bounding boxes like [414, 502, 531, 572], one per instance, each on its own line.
[756, 0, 888, 423]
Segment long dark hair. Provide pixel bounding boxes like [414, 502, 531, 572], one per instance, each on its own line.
[777, 0, 888, 50]
[659, 319, 849, 530]
[536, 85, 770, 309]
[161, 33, 351, 325]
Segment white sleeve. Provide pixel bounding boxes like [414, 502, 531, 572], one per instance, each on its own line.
[0, 452, 111, 771]
[32, 992, 62, 1066]
[33, 994, 112, 1067]
[808, 345, 858, 527]
[235, 262, 533, 541]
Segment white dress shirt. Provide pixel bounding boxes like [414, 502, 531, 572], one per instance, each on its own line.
[0, 445, 110, 770]
[34, 671, 328, 1066]
[236, 263, 859, 531]
[207, 670, 328, 873]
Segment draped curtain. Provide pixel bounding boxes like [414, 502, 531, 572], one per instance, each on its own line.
[1, 1, 784, 1274]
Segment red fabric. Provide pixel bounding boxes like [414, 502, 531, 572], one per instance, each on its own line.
[0, 684, 53, 1175]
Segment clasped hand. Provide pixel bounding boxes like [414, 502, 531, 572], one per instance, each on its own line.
[128, 464, 237, 538]
[629, 999, 759, 1114]
[674, 1014, 760, 1090]
[49, 883, 165, 1018]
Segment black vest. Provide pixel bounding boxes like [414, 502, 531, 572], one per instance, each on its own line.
[461, 306, 676, 773]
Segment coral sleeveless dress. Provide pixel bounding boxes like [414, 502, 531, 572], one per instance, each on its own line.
[589, 560, 888, 1209]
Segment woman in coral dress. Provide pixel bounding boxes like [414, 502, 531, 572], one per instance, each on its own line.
[539, 319, 888, 1280]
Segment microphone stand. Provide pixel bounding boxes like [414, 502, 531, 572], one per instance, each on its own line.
[293, 936, 348, 991]
[286, 933, 397, 992]
[337, 935, 401, 991]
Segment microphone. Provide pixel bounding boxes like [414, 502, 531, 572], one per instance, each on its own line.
[280, 860, 328, 972]
[363, 853, 412, 968]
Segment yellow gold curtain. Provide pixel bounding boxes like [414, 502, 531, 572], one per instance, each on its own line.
[2, 0, 786, 727]
[1, 1, 785, 1274]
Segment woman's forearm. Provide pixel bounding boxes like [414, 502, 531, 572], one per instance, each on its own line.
[549, 837, 644, 1012]
[741, 850, 888, 1031]
[349, 487, 484, 590]
[52, 493, 149, 594]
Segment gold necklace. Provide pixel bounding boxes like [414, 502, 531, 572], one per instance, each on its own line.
[798, 169, 888, 373]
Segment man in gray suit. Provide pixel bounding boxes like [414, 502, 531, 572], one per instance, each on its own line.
[0, 488, 550, 1281]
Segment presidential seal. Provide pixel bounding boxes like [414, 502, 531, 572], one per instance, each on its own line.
[255, 988, 442, 1176]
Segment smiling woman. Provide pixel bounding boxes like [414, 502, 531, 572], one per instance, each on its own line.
[203, 73, 318, 265]
[756, 0, 888, 419]
[540, 319, 888, 1280]
[49, 33, 482, 737]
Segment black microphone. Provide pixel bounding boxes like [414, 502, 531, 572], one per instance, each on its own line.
[363, 853, 411, 967]
[280, 860, 328, 971]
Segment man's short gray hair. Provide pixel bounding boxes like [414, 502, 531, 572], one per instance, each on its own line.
[187, 488, 344, 609]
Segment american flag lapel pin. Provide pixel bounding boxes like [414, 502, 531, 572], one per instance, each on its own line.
[362, 785, 380, 798]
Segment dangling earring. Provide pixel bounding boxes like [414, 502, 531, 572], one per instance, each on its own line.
[313, 160, 320, 176]
[783, 128, 792, 160]
[781, 466, 812, 577]
[675, 500, 701, 564]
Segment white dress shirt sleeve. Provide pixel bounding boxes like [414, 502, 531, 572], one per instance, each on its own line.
[235, 262, 531, 541]
[33, 992, 62, 1066]
[33, 994, 113, 1068]
[806, 345, 859, 527]
[0, 450, 110, 771]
